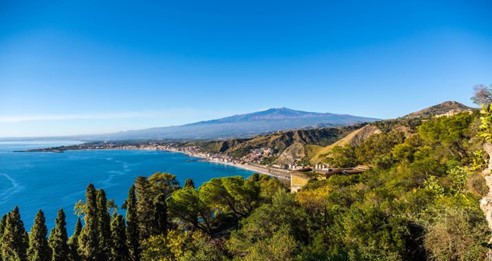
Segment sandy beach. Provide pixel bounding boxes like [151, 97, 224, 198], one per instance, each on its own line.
[171, 149, 291, 181]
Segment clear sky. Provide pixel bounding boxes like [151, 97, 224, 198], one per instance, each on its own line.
[1, 0, 492, 137]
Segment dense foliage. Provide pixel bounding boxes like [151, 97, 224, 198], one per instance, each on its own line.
[0, 111, 491, 260]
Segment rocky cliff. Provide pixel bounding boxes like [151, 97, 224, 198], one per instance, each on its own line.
[480, 142, 492, 254]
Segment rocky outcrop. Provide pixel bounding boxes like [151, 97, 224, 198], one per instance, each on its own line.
[484, 143, 492, 173]
[479, 142, 492, 249]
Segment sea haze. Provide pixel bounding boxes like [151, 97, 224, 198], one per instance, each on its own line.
[0, 141, 254, 233]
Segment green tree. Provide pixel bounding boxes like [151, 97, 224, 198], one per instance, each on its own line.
[480, 103, 492, 143]
[199, 177, 259, 218]
[68, 218, 82, 261]
[78, 184, 100, 260]
[336, 203, 408, 259]
[125, 185, 139, 261]
[167, 187, 214, 235]
[141, 230, 222, 261]
[241, 226, 299, 261]
[110, 214, 129, 261]
[1, 207, 28, 261]
[227, 191, 308, 257]
[96, 189, 111, 260]
[424, 205, 488, 260]
[148, 172, 180, 236]
[148, 172, 180, 198]
[135, 176, 154, 241]
[153, 193, 168, 235]
[247, 173, 260, 182]
[257, 175, 286, 202]
[179, 231, 221, 261]
[0, 213, 6, 236]
[326, 145, 360, 168]
[184, 178, 195, 189]
[27, 210, 51, 261]
[179, 230, 222, 261]
[0, 214, 6, 260]
[141, 232, 181, 261]
[418, 112, 473, 160]
[355, 131, 406, 166]
[48, 209, 69, 261]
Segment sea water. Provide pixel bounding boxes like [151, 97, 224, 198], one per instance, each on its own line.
[0, 141, 253, 234]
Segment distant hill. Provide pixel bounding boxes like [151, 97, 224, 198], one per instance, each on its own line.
[404, 101, 474, 119]
[103, 108, 378, 140]
[309, 101, 476, 164]
[187, 125, 362, 164]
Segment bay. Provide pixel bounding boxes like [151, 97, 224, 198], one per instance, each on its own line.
[0, 141, 254, 233]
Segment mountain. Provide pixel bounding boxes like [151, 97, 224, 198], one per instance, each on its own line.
[196, 107, 353, 123]
[404, 101, 474, 119]
[190, 101, 476, 166]
[104, 108, 379, 140]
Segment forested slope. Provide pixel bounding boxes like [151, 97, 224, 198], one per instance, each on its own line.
[2, 99, 492, 260]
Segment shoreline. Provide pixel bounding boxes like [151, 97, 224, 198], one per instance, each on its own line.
[166, 149, 291, 181]
[23, 143, 292, 181]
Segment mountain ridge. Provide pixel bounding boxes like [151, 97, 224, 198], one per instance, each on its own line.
[105, 107, 378, 140]
[187, 100, 477, 166]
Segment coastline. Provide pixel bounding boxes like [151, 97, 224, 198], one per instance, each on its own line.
[23, 143, 292, 181]
[168, 149, 291, 181]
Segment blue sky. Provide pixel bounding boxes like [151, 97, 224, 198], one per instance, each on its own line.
[1, 0, 491, 137]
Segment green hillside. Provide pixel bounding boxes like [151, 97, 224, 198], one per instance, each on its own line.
[1, 108, 491, 260]
[187, 125, 361, 164]
[309, 101, 476, 165]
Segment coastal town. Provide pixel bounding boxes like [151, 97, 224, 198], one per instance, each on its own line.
[25, 141, 368, 192]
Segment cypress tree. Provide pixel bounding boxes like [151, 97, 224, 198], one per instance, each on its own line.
[126, 185, 139, 261]
[78, 184, 99, 260]
[184, 178, 195, 189]
[1, 207, 28, 261]
[0, 214, 6, 260]
[27, 210, 51, 261]
[135, 176, 153, 241]
[147, 173, 179, 236]
[110, 214, 129, 261]
[0, 213, 7, 236]
[48, 209, 69, 261]
[153, 193, 168, 235]
[96, 189, 111, 260]
[68, 218, 82, 261]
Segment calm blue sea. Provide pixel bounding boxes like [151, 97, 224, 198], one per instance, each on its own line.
[0, 141, 253, 234]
